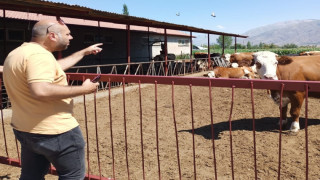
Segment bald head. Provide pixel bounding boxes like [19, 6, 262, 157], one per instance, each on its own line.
[32, 19, 67, 38]
[30, 19, 73, 52]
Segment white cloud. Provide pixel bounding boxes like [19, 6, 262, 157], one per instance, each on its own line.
[216, 25, 224, 29]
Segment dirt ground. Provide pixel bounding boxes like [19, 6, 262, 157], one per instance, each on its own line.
[1, 72, 320, 180]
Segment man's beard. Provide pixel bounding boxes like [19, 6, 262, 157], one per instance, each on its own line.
[56, 33, 69, 51]
[56, 42, 69, 51]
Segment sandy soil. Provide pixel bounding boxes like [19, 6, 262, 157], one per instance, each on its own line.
[1, 72, 320, 180]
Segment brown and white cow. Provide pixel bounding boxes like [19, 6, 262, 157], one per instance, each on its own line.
[299, 50, 320, 56]
[197, 59, 208, 71]
[204, 66, 256, 79]
[253, 51, 320, 132]
[228, 52, 255, 67]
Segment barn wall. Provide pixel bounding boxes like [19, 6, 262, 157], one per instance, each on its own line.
[0, 18, 191, 65]
[0, 19, 33, 65]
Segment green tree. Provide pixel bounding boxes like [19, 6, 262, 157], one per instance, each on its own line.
[269, 43, 278, 49]
[259, 42, 264, 49]
[282, 43, 298, 48]
[246, 41, 252, 49]
[122, 4, 129, 15]
[216, 35, 232, 48]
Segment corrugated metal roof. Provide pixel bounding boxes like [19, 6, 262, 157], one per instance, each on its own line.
[0, 0, 247, 38]
[0, 10, 192, 37]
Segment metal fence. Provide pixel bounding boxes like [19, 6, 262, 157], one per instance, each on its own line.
[1, 73, 319, 179]
[68, 59, 202, 76]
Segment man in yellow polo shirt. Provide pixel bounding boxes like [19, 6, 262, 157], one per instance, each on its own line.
[3, 19, 102, 179]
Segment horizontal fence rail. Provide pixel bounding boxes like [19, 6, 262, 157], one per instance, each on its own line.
[1, 73, 320, 179]
[68, 57, 228, 76]
[68, 59, 203, 76]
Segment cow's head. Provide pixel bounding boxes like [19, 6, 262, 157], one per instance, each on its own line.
[222, 53, 231, 62]
[253, 51, 279, 80]
[241, 67, 257, 79]
[207, 71, 215, 78]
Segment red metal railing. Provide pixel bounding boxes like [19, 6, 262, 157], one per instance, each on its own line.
[1, 73, 320, 179]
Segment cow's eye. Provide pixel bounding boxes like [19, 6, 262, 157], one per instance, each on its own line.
[275, 61, 278, 65]
[256, 62, 262, 69]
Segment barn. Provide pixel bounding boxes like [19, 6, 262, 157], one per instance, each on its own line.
[0, 10, 194, 66]
[10, 1, 316, 180]
[0, 0, 247, 69]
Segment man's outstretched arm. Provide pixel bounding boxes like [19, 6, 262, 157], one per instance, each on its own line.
[58, 43, 103, 71]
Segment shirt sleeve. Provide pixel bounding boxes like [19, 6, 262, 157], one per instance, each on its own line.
[26, 53, 56, 83]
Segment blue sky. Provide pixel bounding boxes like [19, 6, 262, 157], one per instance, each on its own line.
[49, 0, 320, 44]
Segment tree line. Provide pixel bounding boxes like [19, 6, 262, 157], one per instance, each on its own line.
[201, 35, 318, 50]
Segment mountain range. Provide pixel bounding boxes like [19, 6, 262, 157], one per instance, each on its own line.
[242, 19, 320, 46]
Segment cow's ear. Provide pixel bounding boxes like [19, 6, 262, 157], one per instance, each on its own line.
[277, 56, 293, 65]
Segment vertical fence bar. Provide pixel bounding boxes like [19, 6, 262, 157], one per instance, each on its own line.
[250, 82, 258, 180]
[229, 85, 235, 180]
[122, 78, 130, 179]
[171, 81, 182, 180]
[304, 85, 309, 180]
[209, 80, 218, 180]
[154, 81, 161, 180]
[93, 92, 102, 179]
[277, 84, 285, 180]
[83, 76, 91, 179]
[0, 77, 9, 161]
[14, 139, 20, 165]
[138, 80, 146, 180]
[189, 84, 197, 179]
[108, 78, 116, 179]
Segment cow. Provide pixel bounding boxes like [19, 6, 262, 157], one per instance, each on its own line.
[194, 52, 221, 59]
[195, 52, 223, 70]
[222, 53, 231, 63]
[222, 52, 258, 75]
[299, 51, 320, 56]
[204, 66, 256, 79]
[194, 52, 209, 59]
[253, 51, 320, 132]
[228, 52, 255, 67]
[197, 59, 208, 71]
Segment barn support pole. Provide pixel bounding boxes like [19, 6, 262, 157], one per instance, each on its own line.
[190, 31, 193, 73]
[164, 28, 168, 76]
[2, 9, 7, 62]
[222, 35, 225, 55]
[190, 31, 193, 59]
[207, 33, 211, 69]
[57, 51, 63, 60]
[56, 16, 63, 59]
[98, 21, 102, 65]
[148, 27, 151, 61]
[234, 37, 237, 53]
[126, 24, 131, 75]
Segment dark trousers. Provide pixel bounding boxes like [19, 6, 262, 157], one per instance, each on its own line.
[14, 126, 86, 180]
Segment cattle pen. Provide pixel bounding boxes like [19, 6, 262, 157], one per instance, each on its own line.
[1, 73, 320, 180]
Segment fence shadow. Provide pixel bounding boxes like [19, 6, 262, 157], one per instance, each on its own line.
[180, 117, 320, 140]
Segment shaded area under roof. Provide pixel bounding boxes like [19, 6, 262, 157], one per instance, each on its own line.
[0, 0, 247, 38]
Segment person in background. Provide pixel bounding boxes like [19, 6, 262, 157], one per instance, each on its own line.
[3, 18, 102, 180]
